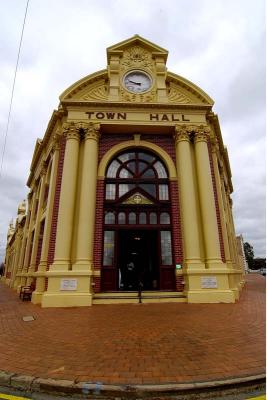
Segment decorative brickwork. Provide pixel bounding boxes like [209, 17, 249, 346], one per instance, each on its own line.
[93, 180, 105, 292]
[207, 140, 226, 263]
[142, 134, 176, 163]
[45, 136, 66, 290]
[170, 180, 184, 291]
[98, 134, 132, 162]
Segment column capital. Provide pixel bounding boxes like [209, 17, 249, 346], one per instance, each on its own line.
[52, 131, 61, 151]
[62, 122, 81, 141]
[84, 122, 101, 142]
[174, 124, 190, 143]
[40, 160, 47, 177]
[194, 125, 211, 143]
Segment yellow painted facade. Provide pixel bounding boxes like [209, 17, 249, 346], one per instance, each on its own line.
[3, 35, 245, 307]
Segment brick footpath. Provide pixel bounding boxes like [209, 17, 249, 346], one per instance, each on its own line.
[0, 275, 265, 385]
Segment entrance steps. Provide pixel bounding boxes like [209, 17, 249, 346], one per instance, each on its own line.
[93, 291, 187, 305]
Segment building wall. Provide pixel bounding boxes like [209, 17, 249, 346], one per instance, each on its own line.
[3, 35, 245, 306]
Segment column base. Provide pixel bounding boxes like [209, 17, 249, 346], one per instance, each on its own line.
[50, 261, 71, 271]
[31, 291, 44, 304]
[41, 274, 93, 307]
[72, 261, 93, 271]
[186, 289, 236, 303]
[41, 292, 93, 308]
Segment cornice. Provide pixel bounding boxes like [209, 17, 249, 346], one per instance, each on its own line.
[27, 110, 62, 187]
[61, 100, 212, 111]
[166, 72, 214, 106]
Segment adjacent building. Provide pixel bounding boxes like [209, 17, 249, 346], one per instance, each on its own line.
[3, 36, 245, 307]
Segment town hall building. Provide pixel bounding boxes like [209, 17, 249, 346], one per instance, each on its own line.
[3, 36, 245, 307]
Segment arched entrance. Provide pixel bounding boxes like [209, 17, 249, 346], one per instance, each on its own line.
[101, 149, 175, 292]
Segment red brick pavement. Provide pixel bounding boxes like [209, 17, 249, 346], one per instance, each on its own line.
[0, 275, 265, 385]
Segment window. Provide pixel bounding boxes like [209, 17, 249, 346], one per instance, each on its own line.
[149, 212, 157, 224]
[129, 212, 136, 224]
[107, 160, 120, 178]
[159, 184, 169, 200]
[139, 212, 147, 224]
[160, 231, 173, 265]
[160, 212, 170, 224]
[105, 212, 115, 224]
[118, 212, 126, 224]
[105, 184, 116, 200]
[103, 231, 115, 265]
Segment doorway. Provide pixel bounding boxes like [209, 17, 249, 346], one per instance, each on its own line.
[117, 230, 159, 291]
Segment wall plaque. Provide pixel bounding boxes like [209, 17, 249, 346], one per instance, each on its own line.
[60, 279, 77, 291]
[201, 276, 217, 289]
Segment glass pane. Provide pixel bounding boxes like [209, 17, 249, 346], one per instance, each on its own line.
[118, 152, 135, 163]
[159, 184, 169, 200]
[107, 160, 120, 178]
[103, 231, 115, 266]
[118, 212, 126, 224]
[119, 184, 135, 197]
[160, 212, 170, 224]
[138, 161, 148, 174]
[139, 184, 156, 197]
[129, 212, 136, 224]
[142, 168, 155, 178]
[154, 161, 167, 178]
[105, 184, 116, 200]
[138, 152, 155, 163]
[119, 168, 133, 178]
[127, 161, 136, 174]
[139, 212, 147, 224]
[105, 212, 115, 224]
[149, 212, 157, 224]
[160, 231, 173, 265]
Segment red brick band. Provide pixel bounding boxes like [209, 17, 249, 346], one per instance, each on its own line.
[207, 140, 226, 263]
[45, 136, 66, 290]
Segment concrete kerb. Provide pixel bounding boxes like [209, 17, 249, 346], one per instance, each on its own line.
[0, 370, 265, 398]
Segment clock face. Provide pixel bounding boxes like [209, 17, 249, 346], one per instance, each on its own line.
[123, 71, 152, 93]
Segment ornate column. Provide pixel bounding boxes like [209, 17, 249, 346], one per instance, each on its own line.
[17, 196, 31, 290]
[50, 122, 80, 271]
[194, 125, 222, 266]
[211, 141, 232, 268]
[21, 188, 38, 285]
[32, 135, 61, 303]
[28, 162, 47, 275]
[11, 231, 23, 288]
[174, 125, 203, 269]
[73, 122, 101, 271]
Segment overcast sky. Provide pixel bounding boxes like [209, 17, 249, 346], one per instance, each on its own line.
[0, 0, 265, 261]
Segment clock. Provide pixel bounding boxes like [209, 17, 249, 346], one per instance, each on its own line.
[123, 70, 152, 93]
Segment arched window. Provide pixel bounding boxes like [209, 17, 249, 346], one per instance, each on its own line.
[105, 150, 169, 201]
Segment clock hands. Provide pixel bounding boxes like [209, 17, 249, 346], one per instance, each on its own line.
[128, 79, 142, 86]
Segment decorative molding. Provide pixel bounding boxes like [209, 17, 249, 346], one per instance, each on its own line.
[40, 161, 48, 177]
[121, 46, 154, 70]
[62, 122, 81, 141]
[120, 88, 156, 102]
[52, 131, 61, 151]
[84, 122, 101, 141]
[194, 125, 211, 143]
[122, 192, 154, 205]
[82, 81, 108, 101]
[167, 83, 192, 104]
[174, 125, 190, 143]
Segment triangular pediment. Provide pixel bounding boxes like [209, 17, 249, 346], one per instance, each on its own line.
[122, 192, 154, 205]
[107, 34, 168, 62]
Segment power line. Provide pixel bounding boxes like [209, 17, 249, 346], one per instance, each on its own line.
[0, 0, 30, 179]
